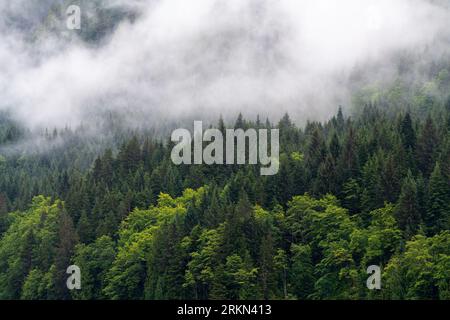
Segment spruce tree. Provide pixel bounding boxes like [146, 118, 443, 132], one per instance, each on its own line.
[395, 171, 421, 239]
[426, 162, 450, 235]
[400, 112, 416, 150]
[416, 116, 439, 176]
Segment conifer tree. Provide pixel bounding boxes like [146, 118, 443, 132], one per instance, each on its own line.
[426, 162, 450, 235]
[396, 171, 421, 239]
[416, 116, 439, 176]
[400, 112, 416, 150]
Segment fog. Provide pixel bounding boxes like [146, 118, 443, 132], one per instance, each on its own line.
[0, 0, 449, 130]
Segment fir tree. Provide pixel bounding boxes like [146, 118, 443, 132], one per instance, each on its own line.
[426, 162, 450, 235]
[396, 171, 421, 239]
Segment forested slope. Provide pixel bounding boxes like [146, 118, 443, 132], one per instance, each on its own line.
[0, 72, 450, 299]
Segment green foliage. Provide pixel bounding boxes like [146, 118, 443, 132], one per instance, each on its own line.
[72, 236, 116, 300]
[396, 171, 422, 239]
[0, 196, 69, 299]
[1, 80, 450, 299]
[384, 232, 450, 300]
[426, 163, 450, 235]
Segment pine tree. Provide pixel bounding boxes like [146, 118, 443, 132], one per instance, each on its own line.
[400, 112, 416, 150]
[329, 133, 341, 160]
[273, 249, 288, 299]
[258, 232, 275, 299]
[235, 113, 245, 129]
[77, 210, 93, 243]
[335, 106, 345, 132]
[306, 126, 326, 178]
[0, 192, 9, 235]
[416, 116, 439, 176]
[361, 153, 384, 214]
[395, 171, 421, 239]
[119, 136, 142, 173]
[204, 185, 223, 228]
[446, 96, 450, 130]
[314, 154, 337, 196]
[339, 125, 359, 182]
[223, 192, 252, 256]
[426, 162, 450, 235]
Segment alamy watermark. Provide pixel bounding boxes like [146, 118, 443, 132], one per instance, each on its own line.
[171, 121, 279, 175]
[66, 5, 81, 30]
[66, 265, 81, 290]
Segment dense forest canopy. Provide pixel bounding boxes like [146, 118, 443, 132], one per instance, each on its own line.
[0, 69, 449, 299]
[0, 0, 449, 301]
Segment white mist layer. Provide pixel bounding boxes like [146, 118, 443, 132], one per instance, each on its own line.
[0, 0, 449, 129]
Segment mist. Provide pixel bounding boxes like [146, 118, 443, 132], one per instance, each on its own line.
[0, 0, 449, 131]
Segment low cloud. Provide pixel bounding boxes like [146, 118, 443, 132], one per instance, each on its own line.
[0, 0, 449, 130]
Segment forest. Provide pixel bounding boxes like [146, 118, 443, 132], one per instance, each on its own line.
[0, 67, 449, 300]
